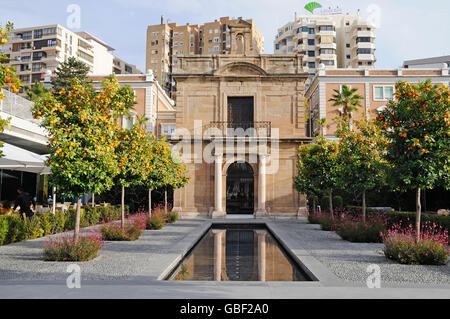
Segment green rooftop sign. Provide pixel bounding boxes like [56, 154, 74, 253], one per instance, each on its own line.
[305, 2, 322, 14]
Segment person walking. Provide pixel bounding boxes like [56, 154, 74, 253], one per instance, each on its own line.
[14, 187, 36, 220]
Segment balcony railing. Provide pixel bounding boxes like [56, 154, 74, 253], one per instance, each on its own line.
[205, 121, 272, 138]
[0, 88, 38, 123]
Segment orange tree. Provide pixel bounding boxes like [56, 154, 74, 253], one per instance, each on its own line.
[295, 136, 340, 218]
[0, 22, 21, 157]
[103, 75, 140, 228]
[377, 80, 450, 240]
[31, 77, 133, 240]
[142, 137, 189, 215]
[336, 117, 389, 222]
[114, 124, 151, 228]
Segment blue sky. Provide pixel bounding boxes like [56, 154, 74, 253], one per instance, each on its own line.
[1, 0, 449, 72]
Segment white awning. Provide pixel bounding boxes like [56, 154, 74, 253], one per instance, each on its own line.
[0, 143, 50, 175]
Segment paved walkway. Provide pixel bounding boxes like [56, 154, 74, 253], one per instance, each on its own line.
[0, 218, 449, 299]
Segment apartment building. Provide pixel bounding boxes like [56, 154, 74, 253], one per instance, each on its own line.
[305, 65, 450, 138]
[6, 24, 139, 86]
[274, 12, 376, 73]
[112, 56, 142, 75]
[146, 16, 264, 94]
[404, 55, 450, 69]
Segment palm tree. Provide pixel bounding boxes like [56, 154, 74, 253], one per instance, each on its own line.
[329, 85, 363, 125]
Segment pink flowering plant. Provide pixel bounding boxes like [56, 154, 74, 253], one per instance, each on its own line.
[101, 212, 146, 241]
[382, 221, 449, 265]
[43, 230, 104, 262]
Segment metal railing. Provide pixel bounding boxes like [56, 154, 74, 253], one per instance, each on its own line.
[0, 89, 39, 123]
[206, 121, 272, 138]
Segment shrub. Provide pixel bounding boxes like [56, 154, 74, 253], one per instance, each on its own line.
[307, 212, 322, 224]
[101, 223, 143, 241]
[382, 221, 449, 265]
[0, 216, 7, 246]
[44, 233, 104, 262]
[166, 211, 179, 224]
[23, 217, 44, 240]
[319, 216, 337, 231]
[337, 220, 385, 243]
[146, 213, 166, 230]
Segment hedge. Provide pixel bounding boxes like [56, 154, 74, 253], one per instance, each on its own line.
[344, 206, 450, 234]
[0, 205, 126, 246]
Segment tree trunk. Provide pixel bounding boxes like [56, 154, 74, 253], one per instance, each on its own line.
[329, 189, 334, 219]
[148, 188, 152, 217]
[74, 197, 81, 241]
[312, 196, 316, 215]
[91, 193, 95, 207]
[362, 189, 366, 223]
[164, 188, 168, 213]
[416, 188, 421, 242]
[121, 185, 125, 230]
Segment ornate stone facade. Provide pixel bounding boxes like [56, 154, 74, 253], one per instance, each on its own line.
[171, 53, 311, 219]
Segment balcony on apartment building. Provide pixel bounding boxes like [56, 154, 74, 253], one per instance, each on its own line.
[352, 29, 376, 40]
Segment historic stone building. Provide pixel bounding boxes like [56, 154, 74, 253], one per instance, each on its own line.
[171, 22, 311, 218]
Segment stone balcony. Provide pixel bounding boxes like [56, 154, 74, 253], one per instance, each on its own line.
[204, 121, 272, 138]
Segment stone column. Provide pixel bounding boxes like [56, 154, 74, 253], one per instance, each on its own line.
[212, 230, 225, 281]
[212, 154, 225, 218]
[256, 230, 267, 281]
[256, 155, 267, 217]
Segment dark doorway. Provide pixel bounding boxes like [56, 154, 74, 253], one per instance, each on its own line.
[227, 97, 254, 131]
[226, 162, 254, 215]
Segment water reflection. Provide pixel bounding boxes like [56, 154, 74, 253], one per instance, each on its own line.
[171, 227, 309, 281]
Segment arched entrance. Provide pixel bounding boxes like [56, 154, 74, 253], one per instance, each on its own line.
[226, 162, 254, 215]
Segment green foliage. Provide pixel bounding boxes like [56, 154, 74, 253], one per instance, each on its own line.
[295, 136, 340, 200]
[26, 81, 51, 101]
[50, 57, 90, 92]
[166, 211, 179, 224]
[336, 118, 389, 196]
[101, 223, 143, 241]
[336, 221, 385, 243]
[329, 85, 363, 120]
[0, 206, 123, 246]
[146, 213, 166, 230]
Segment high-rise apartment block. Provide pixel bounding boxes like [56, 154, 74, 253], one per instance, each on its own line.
[6, 24, 140, 86]
[146, 16, 264, 93]
[274, 12, 376, 73]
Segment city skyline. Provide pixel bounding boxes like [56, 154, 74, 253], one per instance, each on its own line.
[1, 0, 449, 73]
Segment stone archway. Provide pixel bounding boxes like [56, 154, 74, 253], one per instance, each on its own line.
[226, 162, 254, 215]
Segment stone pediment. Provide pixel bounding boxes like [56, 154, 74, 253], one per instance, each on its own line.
[214, 62, 267, 76]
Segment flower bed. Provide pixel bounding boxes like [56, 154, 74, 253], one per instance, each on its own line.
[382, 221, 449, 265]
[101, 223, 143, 241]
[44, 232, 104, 262]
